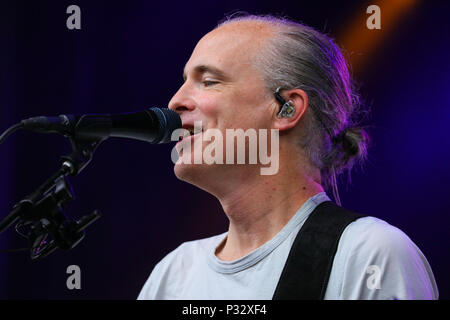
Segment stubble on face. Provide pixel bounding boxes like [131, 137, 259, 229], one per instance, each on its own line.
[172, 21, 279, 193]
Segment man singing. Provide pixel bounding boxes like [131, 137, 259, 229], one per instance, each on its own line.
[138, 14, 438, 300]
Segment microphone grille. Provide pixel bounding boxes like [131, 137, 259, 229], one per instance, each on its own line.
[149, 108, 181, 144]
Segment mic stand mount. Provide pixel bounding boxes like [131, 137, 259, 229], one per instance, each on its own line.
[0, 136, 104, 261]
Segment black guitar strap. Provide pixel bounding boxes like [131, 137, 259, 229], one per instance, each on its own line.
[272, 201, 365, 300]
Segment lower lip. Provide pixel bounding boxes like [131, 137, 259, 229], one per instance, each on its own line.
[176, 132, 202, 146]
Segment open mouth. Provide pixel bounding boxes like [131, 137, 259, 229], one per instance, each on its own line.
[186, 126, 196, 136]
[178, 124, 203, 143]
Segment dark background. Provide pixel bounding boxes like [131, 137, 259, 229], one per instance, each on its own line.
[0, 0, 449, 299]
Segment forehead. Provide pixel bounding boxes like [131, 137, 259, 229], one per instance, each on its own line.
[184, 21, 275, 78]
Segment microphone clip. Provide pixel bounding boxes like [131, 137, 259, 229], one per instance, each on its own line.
[16, 176, 101, 261]
[0, 135, 104, 261]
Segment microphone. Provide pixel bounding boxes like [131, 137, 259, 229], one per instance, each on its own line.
[20, 108, 181, 144]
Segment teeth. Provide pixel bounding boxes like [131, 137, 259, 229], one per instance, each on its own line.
[183, 126, 202, 136]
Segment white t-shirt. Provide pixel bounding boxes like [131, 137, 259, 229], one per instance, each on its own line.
[138, 193, 439, 300]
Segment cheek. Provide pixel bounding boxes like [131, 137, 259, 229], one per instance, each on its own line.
[198, 96, 240, 132]
[220, 106, 270, 132]
[199, 89, 271, 131]
[196, 96, 221, 126]
[226, 87, 272, 129]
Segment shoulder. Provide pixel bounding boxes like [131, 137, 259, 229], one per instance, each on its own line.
[342, 216, 415, 254]
[330, 215, 439, 299]
[137, 233, 226, 299]
[156, 232, 226, 270]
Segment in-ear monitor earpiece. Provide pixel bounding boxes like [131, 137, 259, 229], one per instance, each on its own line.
[274, 87, 295, 118]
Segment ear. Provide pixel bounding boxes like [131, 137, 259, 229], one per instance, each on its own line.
[272, 88, 308, 131]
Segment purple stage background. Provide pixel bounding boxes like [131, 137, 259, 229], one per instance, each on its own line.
[0, 0, 449, 299]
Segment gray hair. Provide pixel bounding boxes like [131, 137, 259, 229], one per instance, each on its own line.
[218, 14, 370, 204]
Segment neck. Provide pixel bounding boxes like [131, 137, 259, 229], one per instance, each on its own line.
[214, 150, 324, 261]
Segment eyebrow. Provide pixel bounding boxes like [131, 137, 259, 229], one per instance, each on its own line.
[183, 65, 230, 81]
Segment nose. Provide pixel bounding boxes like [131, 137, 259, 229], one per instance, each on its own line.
[168, 82, 196, 114]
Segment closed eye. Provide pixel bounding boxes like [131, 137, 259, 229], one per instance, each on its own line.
[202, 80, 219, 87]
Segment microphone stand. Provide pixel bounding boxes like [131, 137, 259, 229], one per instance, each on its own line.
[0, 136, 104, 261]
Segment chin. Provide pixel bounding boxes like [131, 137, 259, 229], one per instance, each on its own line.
[174, 161, 204, 184]
[173, 161, 222, 194]
[173, 161, 193, 181]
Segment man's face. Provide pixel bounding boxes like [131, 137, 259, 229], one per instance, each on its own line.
[168, 22, 277, 188]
